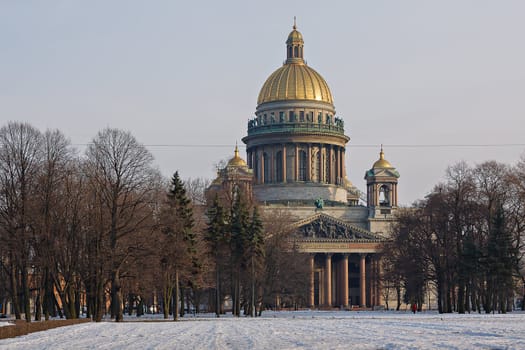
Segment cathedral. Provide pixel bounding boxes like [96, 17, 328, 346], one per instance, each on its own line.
[209, 23, 400, 309]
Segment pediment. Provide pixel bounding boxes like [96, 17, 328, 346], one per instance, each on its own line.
[292, 213, 383, 241]
[366, 168, 400, 179]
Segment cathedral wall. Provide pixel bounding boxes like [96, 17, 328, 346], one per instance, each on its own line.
[254, 183, 348, 204]
[367, 217, 396, 237]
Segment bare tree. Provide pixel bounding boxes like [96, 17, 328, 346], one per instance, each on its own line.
[32, 129, 77, 320]
[0, 122, 43, 322]
[84, 128, 157, 322]
[261, 209, 309, 311]
[185, 177, 211, 206]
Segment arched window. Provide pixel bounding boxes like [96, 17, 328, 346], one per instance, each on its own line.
[379, 185, 390, 206]
[294, 46, 299, 57]
[298, 150, 307, 181]
[275, 151, 283, 182]
[263, 152, 270, 183]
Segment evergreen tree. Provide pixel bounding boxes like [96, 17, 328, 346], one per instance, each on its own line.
[230, 191, 250, 316]
[167, 171, 195, 244]
[486, 204, 517, 313]
[159, 171, 195, 321]
[246, 206, 264, 316]
[205, 194, 228, 317]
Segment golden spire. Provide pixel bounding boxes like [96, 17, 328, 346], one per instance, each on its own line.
[293, 16, 297, 30]
[234, 143, 240, 158]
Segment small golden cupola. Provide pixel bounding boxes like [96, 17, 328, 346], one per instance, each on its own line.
[206, 145, 254, 204]
[227, 145, 248, 167]
[372, 146, 393, 169]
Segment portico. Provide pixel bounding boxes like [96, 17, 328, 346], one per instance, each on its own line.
[293, 213, 385, 308]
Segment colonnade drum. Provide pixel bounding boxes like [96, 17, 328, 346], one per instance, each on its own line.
[246, 143, 346, 186]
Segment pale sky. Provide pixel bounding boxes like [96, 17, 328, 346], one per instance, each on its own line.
[1, 0, 524, 205]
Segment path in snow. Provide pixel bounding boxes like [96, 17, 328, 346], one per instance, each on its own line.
[0, 311, 524, 349]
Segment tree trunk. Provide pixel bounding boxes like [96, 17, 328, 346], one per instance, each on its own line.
[179, 285, 185, 318]
[251, 257, 255, 317]
[43, 269, 54, 320]
[35, 289, 42, 321]
[457, 283, 465, 314]
[10, 263, 21, 320]
[21, 266, 31, 322]
[94, 276, 104, 322]
[215, 265, 220, 317]
[111, 270, 123, 322]
[396, 284, 401, 311]
[163, 282, 172, 319]
[173, 270, 179, 321]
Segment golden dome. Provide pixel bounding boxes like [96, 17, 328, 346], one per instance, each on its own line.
[372, 147, 393, 168]
[286, 29, 303, 45]
[227, 145, 247, 167]
[257, 23, 334, 106]
[257, 62, 333, 105]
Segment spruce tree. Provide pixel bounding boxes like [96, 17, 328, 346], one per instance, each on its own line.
[246, 206, 264, 316]
[486, 204, 516, 313]
[230, 191, 249, 316]
[162, 171, 195, 320]
[206, 194, 228, 317]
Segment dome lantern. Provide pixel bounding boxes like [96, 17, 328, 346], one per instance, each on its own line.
[286, 17, 305, 64]
[256, 19, 334, 106]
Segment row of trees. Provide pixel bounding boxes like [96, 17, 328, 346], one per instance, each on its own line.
[383, 160, 525, 313]
[0, 121, 308, 322]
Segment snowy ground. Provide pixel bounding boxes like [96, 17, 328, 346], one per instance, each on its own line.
[1, 310, 524, 349]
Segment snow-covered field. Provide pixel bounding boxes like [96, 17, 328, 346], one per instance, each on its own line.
[1, 310, 524, 349]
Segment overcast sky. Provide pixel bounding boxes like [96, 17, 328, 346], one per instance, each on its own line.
[1, 0, 524, 205]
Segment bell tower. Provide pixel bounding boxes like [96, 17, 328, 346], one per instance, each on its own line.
[364, 146, 400, 224]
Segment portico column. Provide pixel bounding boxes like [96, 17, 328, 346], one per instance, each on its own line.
[340, 147, 344, 182]
[342, 254, 349, 308]
[376, 257, 382, 306]
[370, 258, 376, 307]
[260, 150, 265, 184]
[360, 253, 366, 307]
[282, 144, 287, 183]
[329, 146, 334, 184]
[336, 147, 340, 184]
[320, 145, 324, 182]
[307, 144, 312, 181]
[325, 254, 332, 307]
[309, 254, 315, 307]
[342, 149, 347, 178]
[295, 144, 299, 181]
[270, 148, 274, 183]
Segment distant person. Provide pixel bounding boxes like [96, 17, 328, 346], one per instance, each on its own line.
[411, 303, 417, 314]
